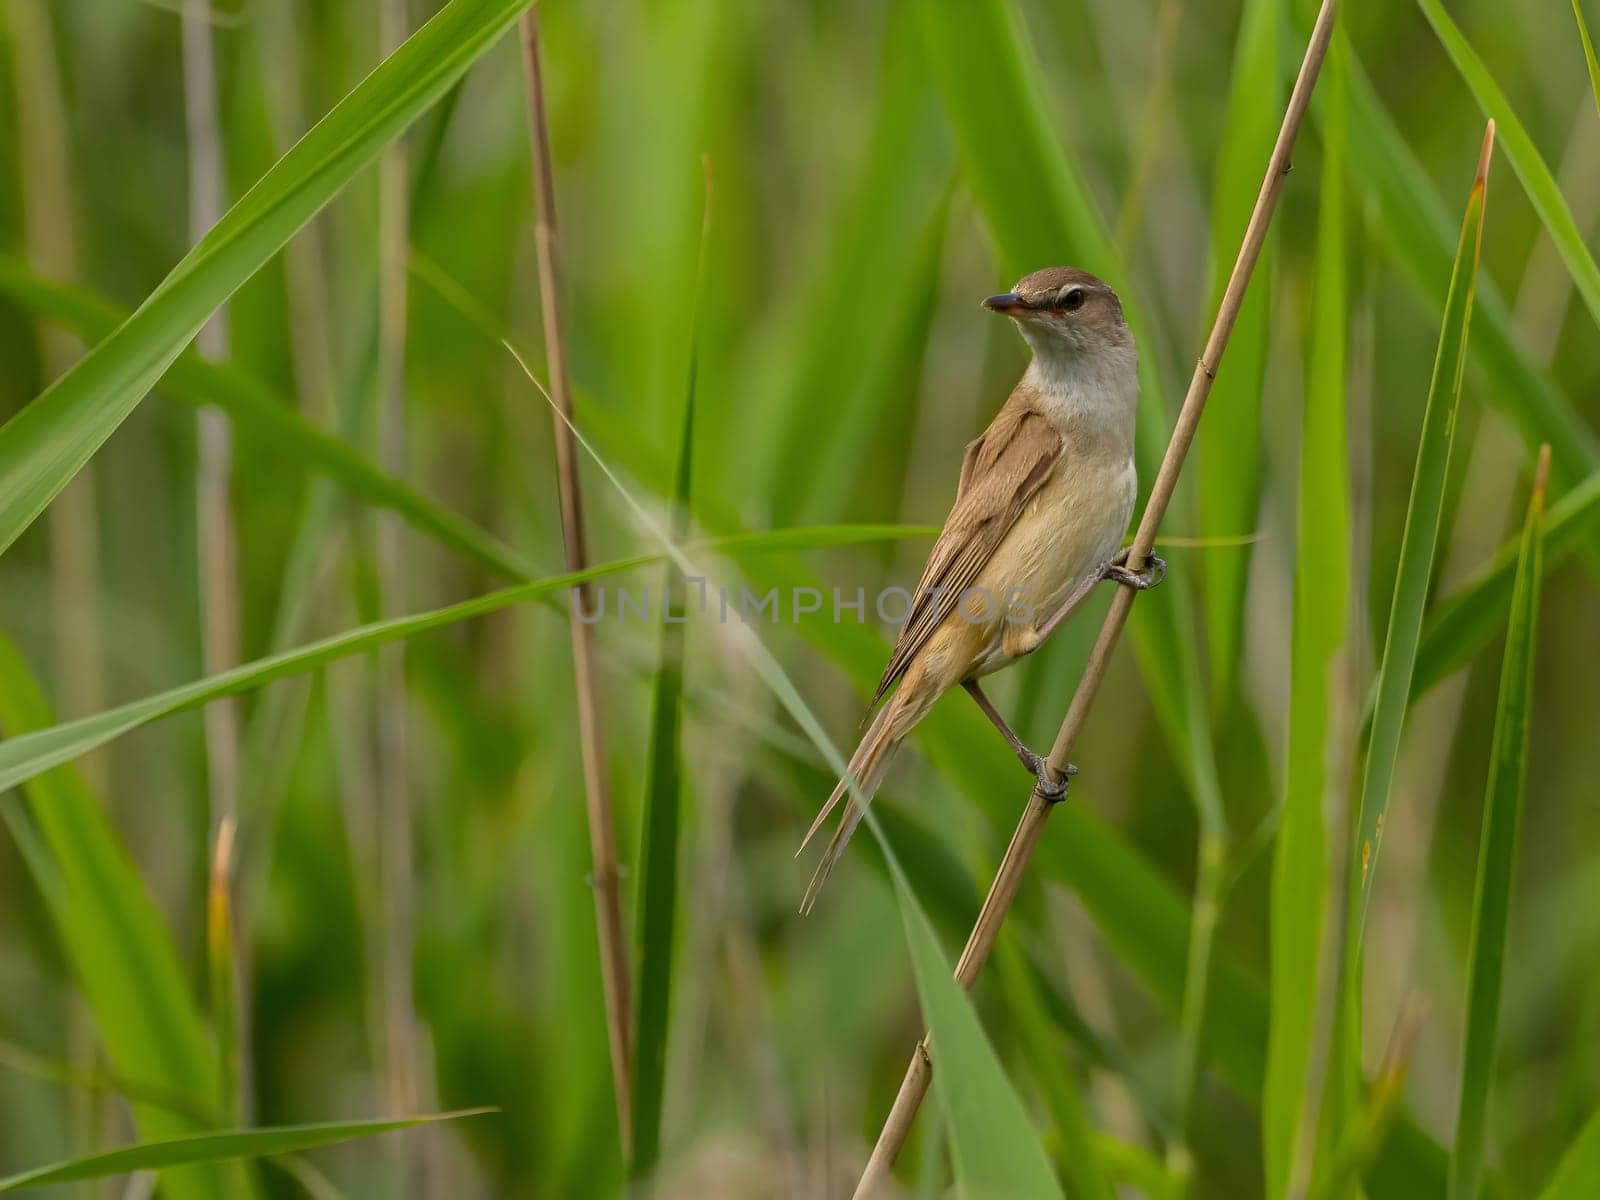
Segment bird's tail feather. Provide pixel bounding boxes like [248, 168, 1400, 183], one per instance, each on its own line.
[798, 701, 903, 914]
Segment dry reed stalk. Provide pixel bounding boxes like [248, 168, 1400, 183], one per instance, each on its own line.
[853, 2, 1341, 1192]
[517, 8, 636, 1151]
[181, 0, 252, 1126]
[374, 1, 430, 1193]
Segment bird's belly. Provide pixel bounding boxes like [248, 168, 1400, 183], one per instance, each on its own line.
[965, 456, 1136, 674]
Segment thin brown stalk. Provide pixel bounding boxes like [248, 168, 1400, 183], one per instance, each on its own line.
[181, 0, 250, 1122]
[517, 8, 636, 1151]
[852, 3, 1341, 1192]
[374, 0, 430, 1193]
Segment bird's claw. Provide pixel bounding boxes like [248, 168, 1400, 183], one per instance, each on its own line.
[1018, 748, 1076, 802]
[1103, 551, 1167, 591]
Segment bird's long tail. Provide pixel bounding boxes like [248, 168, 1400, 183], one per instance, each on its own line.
[797, 696, 906, 914]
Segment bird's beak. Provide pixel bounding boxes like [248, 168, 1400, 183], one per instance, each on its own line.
[982, 292, 1025, 314]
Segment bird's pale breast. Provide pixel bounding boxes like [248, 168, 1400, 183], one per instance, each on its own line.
[957, 445, 1136, 679]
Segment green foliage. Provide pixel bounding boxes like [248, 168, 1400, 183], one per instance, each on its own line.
[0, 1112, 488, 1191]
[0, 636, 227, 1200]
[1197, 0, 1278, 704]
[0, 528, 932, 796]
[1449, 454, 1547, 1200]
[1539, 1108, 1600, 1200]
[1414, 470, 1600, 701]
[891, 865, 1065, 1200]
[1417, 0, 1600, 334]
[0, 258, 537, 581]
[1576, 1, 1600, 119]
[630, 167, 709, 1180]
[1265, 38, 1348, 1200]
[1349, 123, 1491, 942]
[0, 0, 533, 551]
[2, 2, 1596, 1196]
[1335, 118, 1492, 1181]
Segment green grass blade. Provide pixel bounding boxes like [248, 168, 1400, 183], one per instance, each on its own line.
[1340, 50, 1600, 482]
[1265, 39, 1348, 1200]
[993, 935, 1115, 1200]
[1413, 467, 1600, 701]
[1575, 1, 1600, 119]
[1538, 1108, 1600, 1200]
[1197, 0, 1278, 704]
[892, 868, 1065, 1200]
[757, 0, 951, 525]
[1350, 121, 1493, 940]
[1091, 1135, 1182, 1200]
[1417, 0, 1600, 334]
[1314, 1001, 1428, 1200]
[0, 1111, 491, 1190]
[0, 1037, 208, 1124]
[0, 527, 930, 794]
[0, 0, 532, 557]
[0, 258, 537, 582]
[1449, 450, 1548, 1200]
[630, 163, 710, 1180]
[0, 636, 225, 1200]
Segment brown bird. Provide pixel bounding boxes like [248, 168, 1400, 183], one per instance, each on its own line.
[799, 267, 1163, 912]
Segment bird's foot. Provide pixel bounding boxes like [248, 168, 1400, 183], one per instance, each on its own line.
[1017, 748, 1077, 802]
[1102, 549, 1167, 591]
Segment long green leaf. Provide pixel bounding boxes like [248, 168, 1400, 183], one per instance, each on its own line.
[1413, 468, 1600, 701]
[0, 527, 930, 795]
[630, 162, 709, 1179]
[756, 0, 952, 525]
[0, 637, 225, 1200]
[1576, 1, 1600, 119]
[993, 934, 1115, 1200]
[1197, 0, 1277, 703]
[1538, 1108, 1600, 1200]
[1331, 120, 1493, 1181]
[1340, 50, 1600, 483]
[1417, 0, 1600, 334]
[0, 0, 533, 557]
[1350, 121, 1492, 939]
[1265, 38, 1348, 1200]
[0, 1112, 490, 1190]
[1449, 451, 1547, 1200]
[893, 867, 1065, 1200]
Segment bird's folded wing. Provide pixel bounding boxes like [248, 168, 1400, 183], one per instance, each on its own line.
[872, 403, 1063, 703]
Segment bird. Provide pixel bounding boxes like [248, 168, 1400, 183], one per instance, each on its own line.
[798, 266, 1164, 913]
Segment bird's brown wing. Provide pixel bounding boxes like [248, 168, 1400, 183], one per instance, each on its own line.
[872, 400, 1063, 704]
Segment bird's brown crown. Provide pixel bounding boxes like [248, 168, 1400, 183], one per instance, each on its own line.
[1011, 267, 1119, 314]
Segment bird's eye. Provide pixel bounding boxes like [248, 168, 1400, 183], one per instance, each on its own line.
[1059, 287, 1086, 311]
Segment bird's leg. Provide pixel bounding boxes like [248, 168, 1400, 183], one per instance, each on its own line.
[1100, 545, 1167, 591]
[961, 680, 1076, 801]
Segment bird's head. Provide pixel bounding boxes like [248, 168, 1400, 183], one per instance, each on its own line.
[982, 267, 1131, 364]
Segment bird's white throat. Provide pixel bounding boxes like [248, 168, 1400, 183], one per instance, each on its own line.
[1019, 328, 1139, 451]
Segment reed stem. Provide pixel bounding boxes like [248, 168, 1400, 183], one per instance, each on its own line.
[853, 3, 1341, 1191]
[517, 8, 636, 1154]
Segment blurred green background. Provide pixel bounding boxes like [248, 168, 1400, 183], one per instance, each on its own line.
[0, 0, 1597, 1196]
